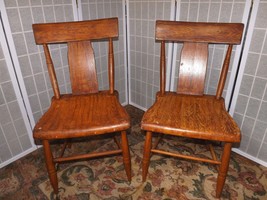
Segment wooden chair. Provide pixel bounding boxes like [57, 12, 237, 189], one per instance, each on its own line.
[32, 18, 131, 194]
[141, 21, 243, 198]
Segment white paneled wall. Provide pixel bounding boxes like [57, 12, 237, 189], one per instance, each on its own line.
[4, 0, 76, 123]
[0, 0, 77, 167]
[231, 0, 267, 166]
[81, 0, 128, 104]
[128, 0, 175, 110]
[0, 6, 35, 167]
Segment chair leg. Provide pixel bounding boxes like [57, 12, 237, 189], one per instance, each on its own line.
[43, 140, 58, 194]
[142, 131, 152, 182]
[121, 131, 131, 182]
[216, 142, 232, 198]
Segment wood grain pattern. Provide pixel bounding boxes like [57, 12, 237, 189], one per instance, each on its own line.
[43, 44, 60, 99]
[142, 21, 244, 198]
[216, 45, 233, 99]
[33, 18, 118, 44]
[68, 41, 98, 94]
[177, 42, 208, 95]
[160, 41, 166, 95]
[156, 21, 244, 44]
[108, 38, 115, 94]
[141, 92, 241, 142]
[34, 93, 130, 139]
[32, 18, 131, 195]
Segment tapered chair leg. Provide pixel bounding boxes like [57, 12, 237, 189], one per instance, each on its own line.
[142, 131, 152, 182]
[43, 140, 58, 194]
[121, 131, 131, 182]
[216, 142, 232, 198]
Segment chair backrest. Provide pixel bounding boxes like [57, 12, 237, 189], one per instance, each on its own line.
[156, 21, 244, 98]
[32, 18, 118, 99]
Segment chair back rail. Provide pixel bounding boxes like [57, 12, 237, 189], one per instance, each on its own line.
[32, 18, 118, 96]
[156, 21, 243, 44]
[32, 18, 118, 44]
[156, 21, 244, 97]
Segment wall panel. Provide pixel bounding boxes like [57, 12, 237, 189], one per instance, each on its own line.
[4, 0, 75, 124]
[232, 0, 267, 165]
[80, 0, 127, 104]
[0, 10, 34, 167]
[128, 0, 175, 109]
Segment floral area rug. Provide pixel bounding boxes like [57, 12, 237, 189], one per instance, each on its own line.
[37, 126, 267, 200]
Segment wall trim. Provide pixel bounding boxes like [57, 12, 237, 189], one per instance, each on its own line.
[0, 147, 36, 168]
[123, 0, 129, 105]
[233, 148, 267, 167]
[129, 102, 147, 112]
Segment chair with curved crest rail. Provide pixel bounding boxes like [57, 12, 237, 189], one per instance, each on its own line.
[141, 21, 244, 198]
[32, 18, 131, 195]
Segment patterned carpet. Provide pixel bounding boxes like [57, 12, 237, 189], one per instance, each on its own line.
[0, 106, 267, 200]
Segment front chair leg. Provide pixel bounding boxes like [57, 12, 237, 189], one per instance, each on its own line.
[142, 131, 152, 182]
[121, 131, 131, 182]
[43, 140, 58, 194]
[216, 142, 232, 198]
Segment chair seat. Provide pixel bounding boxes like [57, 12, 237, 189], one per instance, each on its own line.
[33, 93, 130, 140]
[141, 92, 241, 143]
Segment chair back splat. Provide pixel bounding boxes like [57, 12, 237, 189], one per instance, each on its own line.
[32, 18, 131, 195]
[33, 18, 118, 95]
[156, 21, 243, 96]
[142, 20, 244, 198]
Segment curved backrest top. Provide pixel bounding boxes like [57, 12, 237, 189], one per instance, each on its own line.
[156, 20, 244, 44]
[33, 17, 118, 44]
[156, 20, 244, 96]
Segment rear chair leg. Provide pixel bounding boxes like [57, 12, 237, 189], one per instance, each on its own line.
[121, 131, 131, 182]
[43, 140, 58, 194]
[142, 131, 152, 181]
[216, 142, 232, 198]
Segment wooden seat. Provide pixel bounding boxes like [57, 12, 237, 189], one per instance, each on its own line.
[141, 21, 244, 198]
[32, 18, 131, 195]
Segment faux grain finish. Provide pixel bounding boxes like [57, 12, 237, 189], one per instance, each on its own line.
[43, 44, 60, 99]
[160, 41, 166, 95]
[216, 45, 233, 99]
[32, 18, 118, 44]
[32, 18, 131, 195]
[142, 21, 243, 198]
[34, 94, 130, 139]
[156, 21, 244, 44]
[177, 42, 208, 95]
[68, 41, 98, 94]
[142, 93, 240, 143]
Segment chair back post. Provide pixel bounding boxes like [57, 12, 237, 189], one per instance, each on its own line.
[160, 41, 166, 95]
[43, 44, 60, 99]
[108, 38, 115, 94]
[216, 44, 233, 99]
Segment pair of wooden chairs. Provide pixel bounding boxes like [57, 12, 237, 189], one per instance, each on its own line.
[32, 18, 243, 198]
